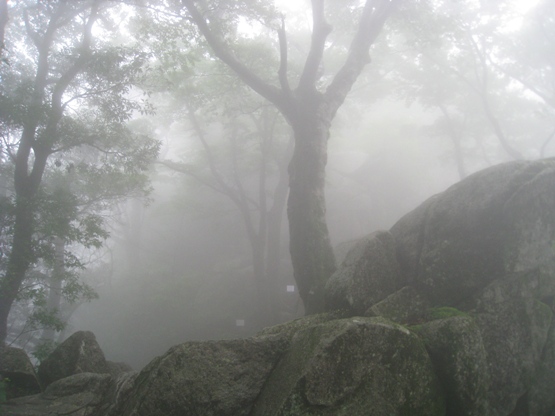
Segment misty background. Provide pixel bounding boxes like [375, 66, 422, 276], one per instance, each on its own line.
[3, 0, 554, 370]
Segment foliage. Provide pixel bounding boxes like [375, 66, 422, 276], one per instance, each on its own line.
[388, 0, 555, 176]
[0, 0, 160, 346]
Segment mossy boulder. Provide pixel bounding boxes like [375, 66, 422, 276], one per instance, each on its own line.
[472, 290, 553, 415]
[417, 315, 489, 416]
[0, 345, 41, 399]
[325, 230, 402, 315]
[0, 372, 113, 415]
[251, 317, 444, 416]
[119, 335, 289, 416]
[37, 331, 111, 389]
[366, 285, 430, 324]
[525, 317, 555, 415]
[390, 159, 555, 306]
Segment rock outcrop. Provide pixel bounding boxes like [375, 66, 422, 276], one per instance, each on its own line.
[0, 346, 41, 400]
[119, 336, 288, 416]
[251, 316, 444, 416]
[37, 331, 111, 389]
[1, 372, 137, 416]
[3, 158, 555, 416]
[325, 158, 555, 415]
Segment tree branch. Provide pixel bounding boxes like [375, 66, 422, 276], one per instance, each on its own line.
[468, 34, 523, 160]
[29, 1, 102, 190]
[540, 126, 555, 158]
[277, 15, 292, 96]
[298, 0, 332, 90]
[324, 0, 399, 117]
[181, 0, 286, 110]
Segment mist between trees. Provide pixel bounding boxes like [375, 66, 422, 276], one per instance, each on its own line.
[0, 0, 553, 368]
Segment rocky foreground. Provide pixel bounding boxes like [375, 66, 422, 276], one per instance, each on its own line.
[2, 158, 555, 415]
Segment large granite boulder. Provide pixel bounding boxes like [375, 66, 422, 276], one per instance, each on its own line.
[390, 159, 555, 305]
[251, 316, 444, 416]
[326, 230, 403, 315]
[37, 331, 111, 388]
[0, 372, 135, 416]
[322, 159, 555, 415]
[470, 276, 554, 416]
[417, 315, 490, 416]
[327, 159, 555, 315]
[0, 346, 41, 400]
[119, 336, 289, 416]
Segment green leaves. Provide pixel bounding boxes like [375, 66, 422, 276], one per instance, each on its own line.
[0, 0, 160, 345]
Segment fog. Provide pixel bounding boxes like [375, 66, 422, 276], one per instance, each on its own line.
[3, 0, 554, 371]
[69, 99, 489, 369]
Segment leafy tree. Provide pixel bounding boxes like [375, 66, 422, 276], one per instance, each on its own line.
[0, 0, 158, 344]
[155, 56, 293, 323]
[390, 0, 555, 177]
[155, 0, 400, 314]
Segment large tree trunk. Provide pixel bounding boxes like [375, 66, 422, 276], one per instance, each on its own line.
[287, 95, 336, 314]
[0, 196, 36, 343]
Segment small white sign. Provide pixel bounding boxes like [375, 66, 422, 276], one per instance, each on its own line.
[286, 285, 295, 292]
[235, 319, 245, 327]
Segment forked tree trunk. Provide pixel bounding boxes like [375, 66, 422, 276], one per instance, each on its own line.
[182, 0, 399, 314]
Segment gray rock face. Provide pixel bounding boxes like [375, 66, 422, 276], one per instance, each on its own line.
[390, 159, 555, 305]
[472, 279, 553, 416]
[367, 285, 430, 324]
[323, 158, 555, 415]
[37, 331, 111, 388]
[526, 318, 555, 416]
[0, 371, 138, 416]
[119, 336, 289, 416]
[418, 315, 489, 416]
[1, 373, 112, 416]
[0, 346, 41, 399]
[251, 316, 444, 416]
[326, 230, 402, 315]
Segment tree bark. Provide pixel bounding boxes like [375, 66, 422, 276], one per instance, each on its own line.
[0, 196, 35, 343]
[287, 93, 336, 314]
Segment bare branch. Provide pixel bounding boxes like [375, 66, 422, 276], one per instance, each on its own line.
[325, 0, 399, 117]
[540, 126, 555, 158]
[468, 34, 523, 160]
[298, 0, 332, 90]
[489, 59, 555, 109]
[277, 15, 292, 96]
[181, 0, 286, 110]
